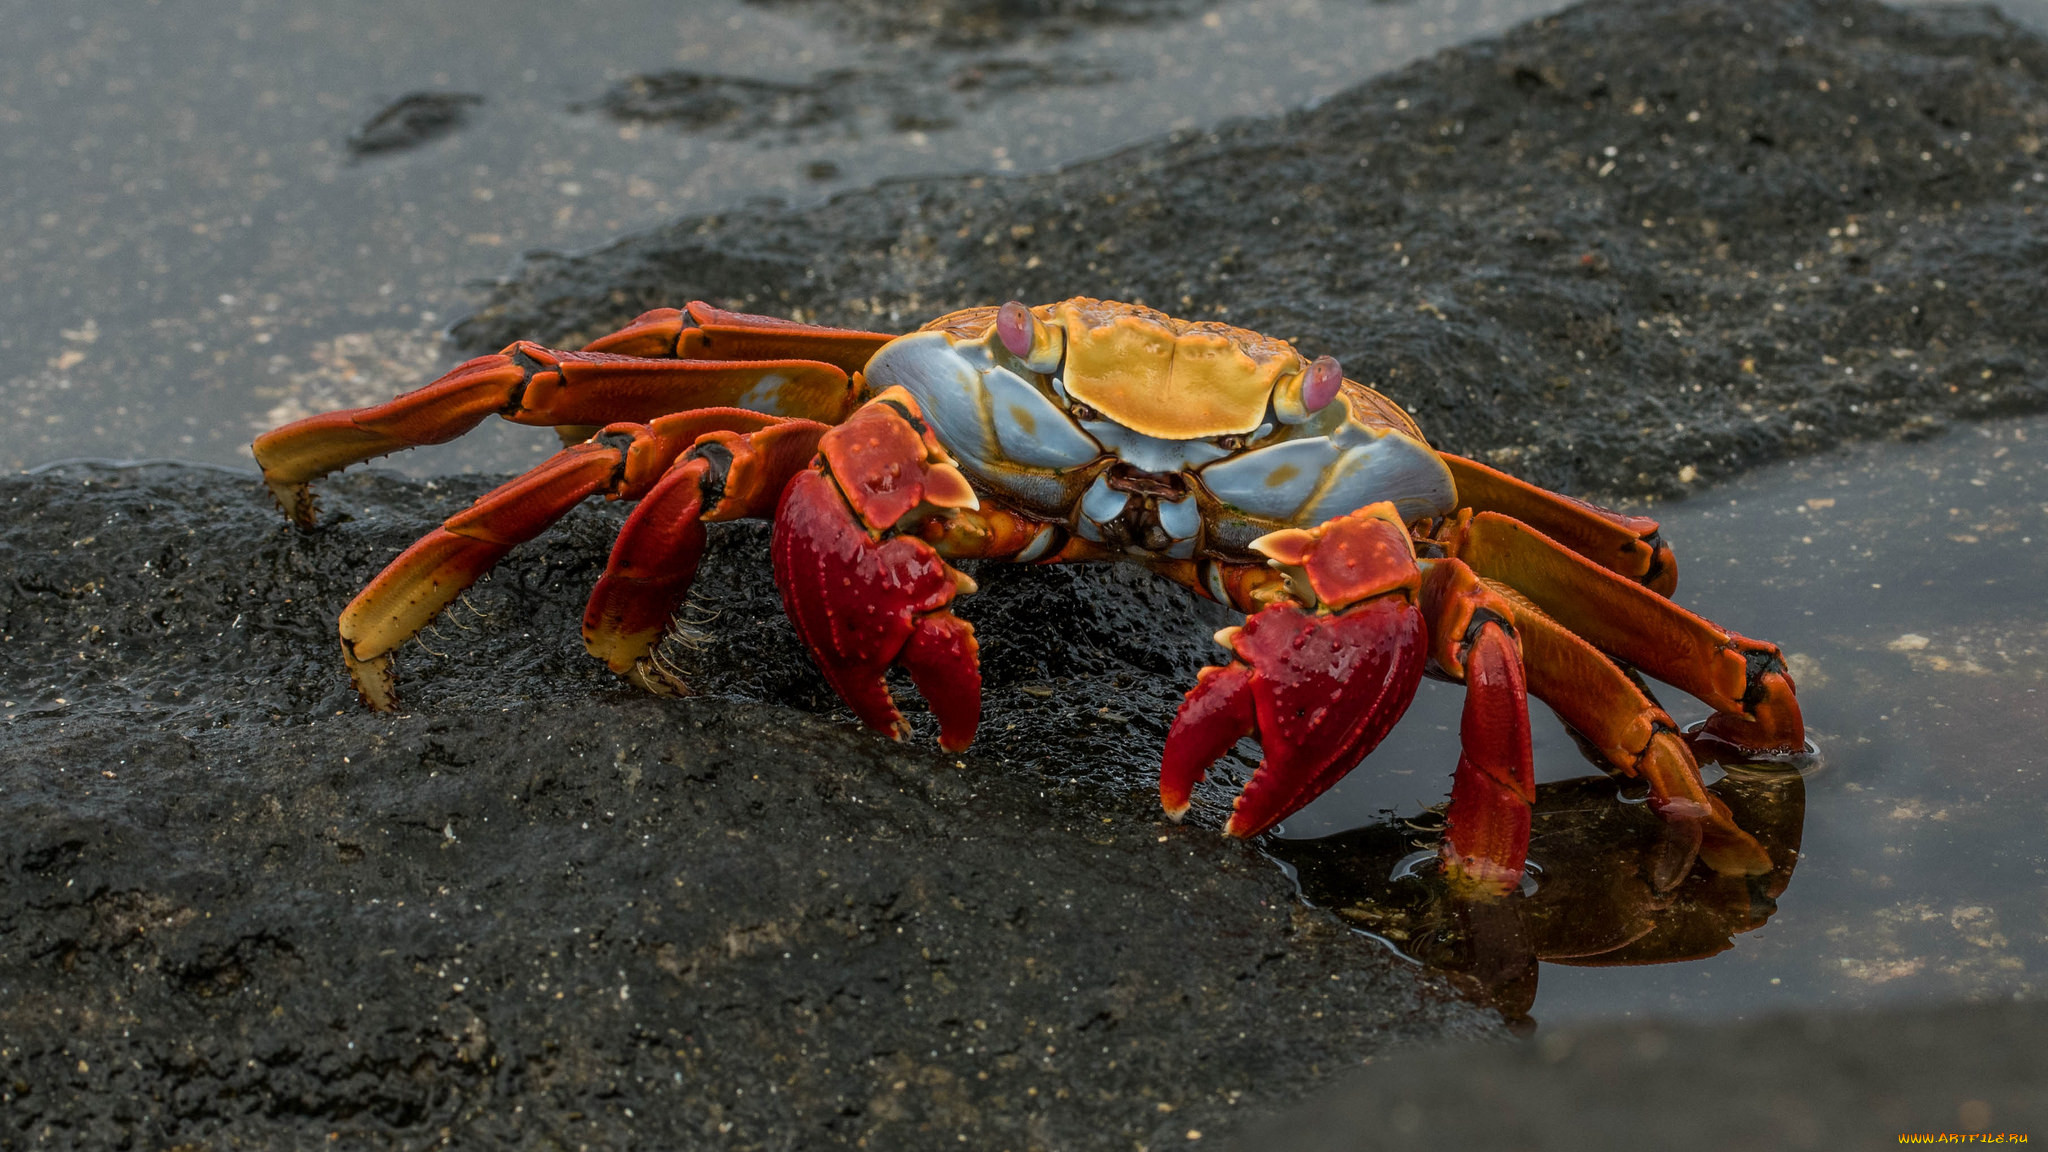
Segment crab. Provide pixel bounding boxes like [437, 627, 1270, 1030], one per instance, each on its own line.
[252, 298, 1806, 892]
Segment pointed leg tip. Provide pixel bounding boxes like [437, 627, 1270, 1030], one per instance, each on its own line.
[1159, 797, 1191, 822]
[267, 480, 317, 529]
[344, 648, 400, 713]
[1441, 848, 1523, 897]
[1222, 811, 1275, 839]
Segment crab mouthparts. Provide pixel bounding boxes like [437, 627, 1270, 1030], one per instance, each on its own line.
[1104, 462, 1190, 499]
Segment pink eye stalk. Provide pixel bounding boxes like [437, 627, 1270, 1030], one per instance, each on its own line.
[993, 300, 1065, 374]
[1303, 355, 1343, 413]
[997, 301, 1036, 360]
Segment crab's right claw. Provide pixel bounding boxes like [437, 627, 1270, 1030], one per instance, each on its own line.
[771, 396, 983, 752]
[1159, 503, 1429, 838]
[1160, 598, 1427, 837]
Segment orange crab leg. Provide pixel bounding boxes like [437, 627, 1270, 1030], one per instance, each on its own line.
[1438, 510, 1804, 755]
[1439, 453, 1679, 596]
[585, 301, 895, 372]
[1420, 559, 1771, 883]
[1392, 557, 1539, 894]
[252, 303, 893, 528]
[336, 409, 804, 709]
[254, 349, 855, 527]
[1444, 621, 1534, 892]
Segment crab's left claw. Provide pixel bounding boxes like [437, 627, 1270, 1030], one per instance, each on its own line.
[1160, 504, 1429, 838]
[772, 392, 984, 751]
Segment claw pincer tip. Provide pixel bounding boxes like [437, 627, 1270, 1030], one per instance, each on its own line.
[1163, 598, 1426, 839]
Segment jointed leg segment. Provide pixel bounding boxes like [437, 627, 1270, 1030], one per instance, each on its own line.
[1437, 510, 1804, 756]
[1440, 453, 1678, 595]
[1420, 558, 1771, 883]
[339, 409, 827, 710]
[252, 302, 892, 528]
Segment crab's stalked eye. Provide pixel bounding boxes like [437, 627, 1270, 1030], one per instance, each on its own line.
[1068, 400, 1101, 423]
[1215, 434, 1247, 452]
[1303, 356, 1343, 412]
[997, 302, 1034, 358]
[1273, 354, 1346, 424]
[996, 300, 1065, 373]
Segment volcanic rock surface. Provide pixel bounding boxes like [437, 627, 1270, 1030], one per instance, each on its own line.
[0, 465, 1496, 1150]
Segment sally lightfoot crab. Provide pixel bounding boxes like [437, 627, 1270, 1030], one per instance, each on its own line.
[252, 298, 1805, 892]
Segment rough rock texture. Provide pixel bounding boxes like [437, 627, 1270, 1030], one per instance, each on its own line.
[0, 466, 1496, 1150]
[461, 0, 2048, 500]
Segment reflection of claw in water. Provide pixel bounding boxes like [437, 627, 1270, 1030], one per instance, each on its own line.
[1269, 769, 1806, 1023]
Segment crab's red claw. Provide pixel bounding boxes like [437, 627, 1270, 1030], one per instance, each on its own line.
[773, 468, 981, 751]
[1164, 598, 1428, 839]
[898, 612, 982, 751]
[1159, 663, 1257, 820]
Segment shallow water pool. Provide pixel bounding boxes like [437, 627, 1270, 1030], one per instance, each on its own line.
[1273, 414, 2047, 1025]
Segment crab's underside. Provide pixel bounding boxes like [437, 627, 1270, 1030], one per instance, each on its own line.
[252, 298, 1806, 893]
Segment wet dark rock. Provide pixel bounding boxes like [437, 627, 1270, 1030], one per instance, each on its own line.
[0, 464, 1496, 1148]
[462, 0, 2048, 500]
[578, 59, 1116, 142]
[346, 92, 485, 157]
[744, 0, 1203, 47]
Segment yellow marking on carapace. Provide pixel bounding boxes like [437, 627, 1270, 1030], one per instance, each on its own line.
[1052, 299, 1302, 439]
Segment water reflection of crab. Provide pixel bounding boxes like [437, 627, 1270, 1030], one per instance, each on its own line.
[253, 298, 1806, 890]
[1274, 768, 1807, 1021]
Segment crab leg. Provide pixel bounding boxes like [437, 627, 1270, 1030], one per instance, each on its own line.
[1159, 502, 1430, 839]
[1421, 558, 1771, 883]
[1438, 511, 1804, 755]
[772, 389, 985, 751]
[581, 302, 895, 371]
[336, 409, 812, 709]
[1415, 563, 1539, 892]
[583, 417, 829, 694]
[252, 303, 892, 528]
[1416, 581, 1538, 894]
[1440, 453, 1678, 596]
